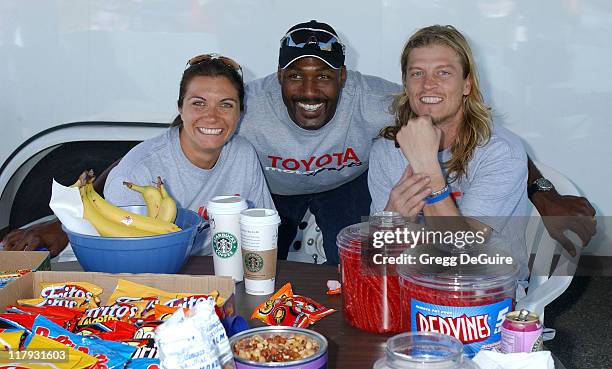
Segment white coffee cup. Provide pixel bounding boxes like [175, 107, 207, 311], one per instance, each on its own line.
[240, 208, 281, 295]
[207, 195, 248, 282]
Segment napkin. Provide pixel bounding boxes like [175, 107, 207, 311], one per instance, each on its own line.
[472, 351, 554, 369]
[49, 179, 99, 236]
[49, 179, 100, 262]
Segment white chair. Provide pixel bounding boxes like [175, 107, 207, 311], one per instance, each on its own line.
[287, 209, 326, 264]
[516, 161, 583, 336]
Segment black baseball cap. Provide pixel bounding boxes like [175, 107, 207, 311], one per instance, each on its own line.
[279, 20, 346, 69]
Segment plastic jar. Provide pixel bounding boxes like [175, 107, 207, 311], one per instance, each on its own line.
[373, 332, 480, 369]
[398, 244, 517, 358]
[336, 212, 411, 334]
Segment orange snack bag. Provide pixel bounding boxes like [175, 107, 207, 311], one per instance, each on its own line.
[251, 283, 294, 322]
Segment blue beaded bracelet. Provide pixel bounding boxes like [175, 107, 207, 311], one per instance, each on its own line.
[425, 185, 450, 205]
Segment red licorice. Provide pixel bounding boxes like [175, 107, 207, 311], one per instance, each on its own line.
[338, 224, 407, 334]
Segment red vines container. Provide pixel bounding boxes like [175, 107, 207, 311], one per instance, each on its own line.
[337, 213, 410, 334]
[398, 245, 517, 358]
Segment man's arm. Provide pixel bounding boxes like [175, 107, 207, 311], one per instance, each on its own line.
[1, 159, 121, 257]
[527, 157, 597, 256]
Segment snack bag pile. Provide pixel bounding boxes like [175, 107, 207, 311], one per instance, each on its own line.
[251, 283, 335, 328]
[0, 279, 230, 368]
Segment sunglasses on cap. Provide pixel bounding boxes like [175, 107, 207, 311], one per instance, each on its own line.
[280, 28, 345, 53]
[186, 53, 243, 78]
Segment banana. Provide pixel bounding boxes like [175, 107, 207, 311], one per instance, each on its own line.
[123, 181, 162, 218]
[87, 182, 181, 234]
[80, 183, 157, 237]
[70, 171, 89, 188]
[156, 177, 177, 223]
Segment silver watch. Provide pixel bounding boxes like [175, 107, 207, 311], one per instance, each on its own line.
[528, 177, 553, 198]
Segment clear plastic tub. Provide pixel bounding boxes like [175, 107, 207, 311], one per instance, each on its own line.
[336, 212, 411, 334]
[398, 244, 517, 358]
[373, 332, 480, 369]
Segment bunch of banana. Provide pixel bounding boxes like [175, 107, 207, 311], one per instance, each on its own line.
[76, 171, 181, 238]
[123, 176, 177, 223]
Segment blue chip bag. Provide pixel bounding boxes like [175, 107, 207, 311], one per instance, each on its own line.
[26, 315, 136, 369]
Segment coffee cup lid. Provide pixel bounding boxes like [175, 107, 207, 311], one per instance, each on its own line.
[240, 208, 281, 226]
[207, 195, 248, 215]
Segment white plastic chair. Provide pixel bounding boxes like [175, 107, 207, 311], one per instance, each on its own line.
[516, 161, 583, 334]
[287, 209, 326, 264]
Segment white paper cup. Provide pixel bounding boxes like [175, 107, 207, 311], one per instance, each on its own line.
[240, 208, 281, 295]
[208, 195, 248, 282]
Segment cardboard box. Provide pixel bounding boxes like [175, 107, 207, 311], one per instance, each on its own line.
[0, 251, 51, 272]
[0, 271, 236, 317]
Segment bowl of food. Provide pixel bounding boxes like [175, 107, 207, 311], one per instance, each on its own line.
[63, 205, 205, 274]
[230, 326, 328, 368]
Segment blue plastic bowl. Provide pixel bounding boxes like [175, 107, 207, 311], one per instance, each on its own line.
[63, 206, 204, 274]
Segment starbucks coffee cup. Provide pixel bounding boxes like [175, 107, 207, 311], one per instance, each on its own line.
[207, 195, 248, 282]
[240, 208, 281, 295]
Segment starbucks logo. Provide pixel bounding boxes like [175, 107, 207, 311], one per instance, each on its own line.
[244, 252, 264, 273]
[212, 232, 238, 258]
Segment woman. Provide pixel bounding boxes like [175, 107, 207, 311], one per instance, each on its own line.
[103, 54, 275, 256]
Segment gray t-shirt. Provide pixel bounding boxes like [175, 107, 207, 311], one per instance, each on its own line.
[237, 70, 400, 195]
[368, 123, 529, 276]
[104, 126, 275, 255]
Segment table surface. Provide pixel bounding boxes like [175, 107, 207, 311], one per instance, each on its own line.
[54, 257, 567, 369]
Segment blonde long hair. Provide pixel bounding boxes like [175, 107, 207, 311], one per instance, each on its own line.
[380, 25, 491, 181]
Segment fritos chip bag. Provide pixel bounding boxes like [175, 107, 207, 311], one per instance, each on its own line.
[76, 301, 148, 328]
[160, 292, 219, 310]
[39, 282, 102, 305]
[17, 297, 94, 309]
[106, 279, 174, 318]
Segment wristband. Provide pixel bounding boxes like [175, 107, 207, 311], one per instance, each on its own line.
[426, 185, 450, 205]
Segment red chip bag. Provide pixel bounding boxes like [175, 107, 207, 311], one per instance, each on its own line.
[293, 295, 336, 324]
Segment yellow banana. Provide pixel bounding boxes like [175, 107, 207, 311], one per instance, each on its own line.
[70, 171, 89, 188]
[80, 183, 157, 237]
[123, 181, 162, 218]
[156, 177, 177, 223]
[87, 183, 181, 234]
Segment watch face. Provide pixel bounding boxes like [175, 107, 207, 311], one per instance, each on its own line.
[535, 177, 553, 191]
